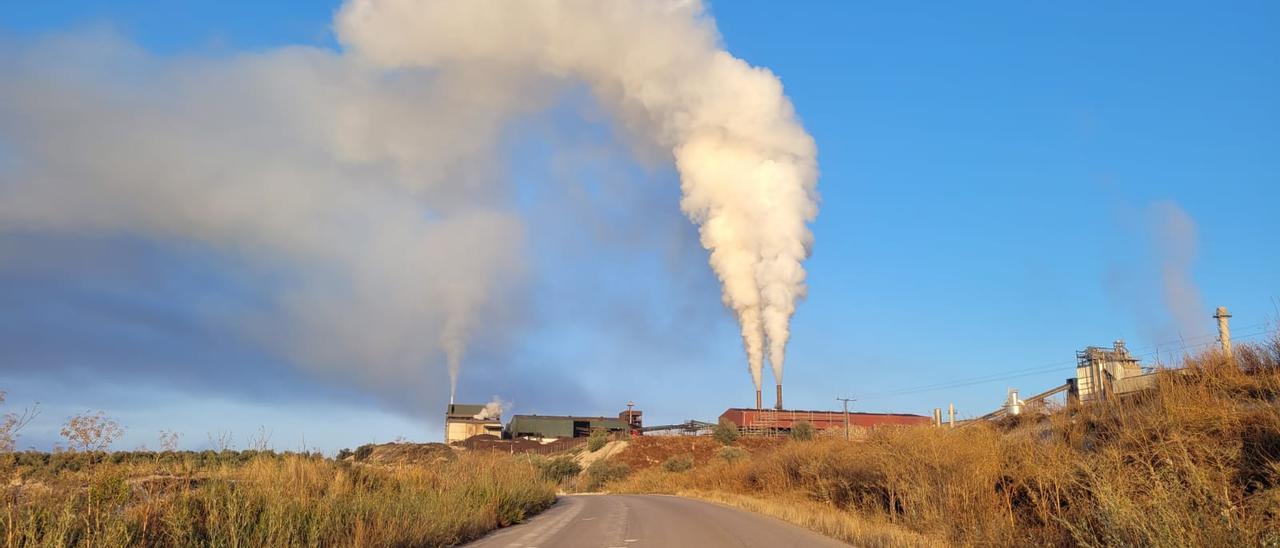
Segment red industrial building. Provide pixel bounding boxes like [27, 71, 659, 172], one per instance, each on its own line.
[719, 408, 931, 434]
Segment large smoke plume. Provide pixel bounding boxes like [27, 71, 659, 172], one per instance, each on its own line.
[338, 0, 819, 391]
[0, 0, 817, 406]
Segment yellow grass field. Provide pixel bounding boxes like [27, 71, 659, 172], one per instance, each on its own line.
[2, 451, 554, 547]
[612, 336, 1280, 547]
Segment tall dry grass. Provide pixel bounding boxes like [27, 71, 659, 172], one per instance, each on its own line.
[2, 451, 554, 547]
[615, 336, 1280, 547]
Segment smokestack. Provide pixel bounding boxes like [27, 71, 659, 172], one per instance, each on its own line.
[775, 384, 783, 410]
[755, 389, 762, 410]
[948, 403, 956, 429]
[933, 408, 943, 427]
[1214, 306, 1233, 358]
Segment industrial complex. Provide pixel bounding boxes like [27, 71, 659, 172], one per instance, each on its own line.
[444, 306, 1240, 443]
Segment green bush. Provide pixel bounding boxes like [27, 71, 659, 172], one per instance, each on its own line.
[583, 460, 630, 491]
[661, 455, 694, 472]
[587, 429, 609, 452]
[713, 418, 740, 445]
[790, 420, 815, 441]
[535, 455, 582, 484]
[716, 446, 749, 462]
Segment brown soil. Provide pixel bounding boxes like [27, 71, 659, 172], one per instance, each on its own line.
[614, 436, 783, 470]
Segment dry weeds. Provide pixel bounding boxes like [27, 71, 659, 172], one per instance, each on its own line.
[613, 336, 1280, 547]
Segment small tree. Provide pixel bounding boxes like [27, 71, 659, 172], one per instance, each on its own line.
[158, 430, 181, 452]
[587, 428, 609, 452]
[789, 420, 815, 441]
[0, 391, 39, 452]
[61, 411, 124, 452]
[713, 418, 740, 445]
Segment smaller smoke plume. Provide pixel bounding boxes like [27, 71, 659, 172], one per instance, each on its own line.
[472, 396, 507, 420]
[1149, 200, 1205, 338]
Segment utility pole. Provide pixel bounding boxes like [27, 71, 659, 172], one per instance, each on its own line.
[836, 396, 856, 441]
[626, 401, 636, 436]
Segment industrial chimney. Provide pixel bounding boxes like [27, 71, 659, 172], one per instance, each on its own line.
[775, 384, 783, 410]
[755, 389, 762, 410]
[1214, 306, 1233, 358]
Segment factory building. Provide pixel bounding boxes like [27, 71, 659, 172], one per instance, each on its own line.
[507, 412, 636, 441]
[444, 403, 503, 444]
[720, 408, 931, 435]
[1070, 340, 1155, 402]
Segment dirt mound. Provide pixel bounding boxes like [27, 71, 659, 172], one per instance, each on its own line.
[614, 436, 783, 470]
[357, 442, 456, 466]
[574, 440, 628, 469]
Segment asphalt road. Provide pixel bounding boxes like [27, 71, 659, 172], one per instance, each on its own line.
[464, 494, 849, 548]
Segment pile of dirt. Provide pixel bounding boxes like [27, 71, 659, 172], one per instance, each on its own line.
[357, 442, 456, 466]
[574, 440, 628, 470]
[614, 436, 782, 470]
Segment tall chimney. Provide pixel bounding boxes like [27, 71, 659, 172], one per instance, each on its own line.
[932, 408, 942, 427]
[947, 403, 956, 429]
[775, 384, 783, 410]
[1214, 306, 1233, 358]
[755, 389, 762, 410]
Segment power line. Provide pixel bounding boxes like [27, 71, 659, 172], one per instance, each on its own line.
[859, 326, 1275, 400]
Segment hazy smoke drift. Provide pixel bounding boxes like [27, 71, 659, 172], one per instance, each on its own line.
[338, 0, 819, 392]
[0, 1, 816, 409]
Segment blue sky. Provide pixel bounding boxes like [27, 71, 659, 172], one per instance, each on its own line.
[1, 1, 1276, 452]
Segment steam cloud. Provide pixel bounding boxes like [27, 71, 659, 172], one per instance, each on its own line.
[0, 0, 817, 406]
[472, 396, 507, 421]
[338, 0, 818, 390]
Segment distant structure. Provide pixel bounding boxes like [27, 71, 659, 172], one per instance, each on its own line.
[507, 411, 637, 441]
[721, 408, 931, 436]
[1070, 340, 1154, 402]
[444, 403, 503, 444]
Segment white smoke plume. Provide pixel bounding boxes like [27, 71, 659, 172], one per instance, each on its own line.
[1149, 200, 1205, 339]
[337, 0, 819, 390]
[472, 396, 508, 421]
[0, 0, 817, 407]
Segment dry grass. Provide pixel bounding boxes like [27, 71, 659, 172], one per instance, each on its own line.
[1, 451, 555, 547]
[614, 336, 1280, 547]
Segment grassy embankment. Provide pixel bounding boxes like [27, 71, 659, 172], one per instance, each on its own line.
[1, 448, 555, 547]
[609, 335, 1280, 547]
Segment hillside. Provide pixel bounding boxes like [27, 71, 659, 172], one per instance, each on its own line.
[596, 335, 1280, 547]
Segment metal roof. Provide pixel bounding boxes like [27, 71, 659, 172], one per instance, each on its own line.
[507, 414, 629, 438]
[446, 403, 487, 419]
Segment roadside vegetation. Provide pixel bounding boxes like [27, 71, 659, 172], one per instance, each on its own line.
[1, 442, 554, 547]
[609, 334, 1280, 547]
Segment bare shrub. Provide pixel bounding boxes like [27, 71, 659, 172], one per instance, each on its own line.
[0, 391, 39, 452]
[158, 430, 181, 452]
[60, 411, 123, 452]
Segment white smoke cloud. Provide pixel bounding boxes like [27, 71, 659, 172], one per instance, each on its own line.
[336, 0, 819, 392]
[0, 0, 817, 408]
[472, 396, 508, 421]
